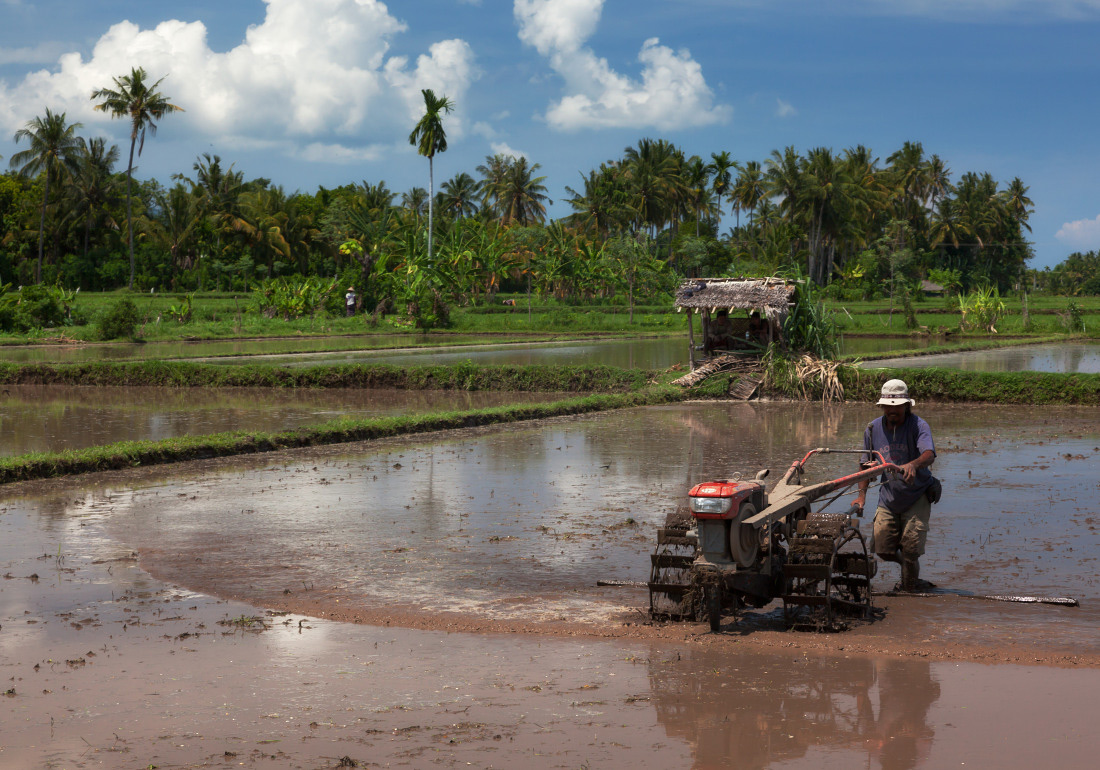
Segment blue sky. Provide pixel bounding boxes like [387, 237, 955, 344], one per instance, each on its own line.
[2, 0, 1098, 270]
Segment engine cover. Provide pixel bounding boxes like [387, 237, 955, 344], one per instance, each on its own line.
[688, 480, 760, 520]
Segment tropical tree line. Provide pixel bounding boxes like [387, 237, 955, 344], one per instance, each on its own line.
[3, 79, 1078, 309]
[1027, 251, 1100, 296]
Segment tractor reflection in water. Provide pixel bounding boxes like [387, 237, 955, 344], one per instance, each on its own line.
[648, 652, 940, 770]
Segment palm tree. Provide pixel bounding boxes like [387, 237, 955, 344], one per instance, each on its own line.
[176, 153, 246, 260]
[708, 151, 736, 219]
[731, 160, 765, 227]
[802, 146, 852, 284]
[886, 140, 930, 240]
[1001, 177, 1033, 231]
[564, 163, 631, 240]
[764, 146, 804, 225]
[440, 172, 480, 219]
[357, 180, 397, 213]
[623, 138, 683, 238]
[683, 156, 716, 236]
[407, 89, 454, 262]
[149, 182, 200, 276]
[476, 153, 511, 220]
[401, 187, 429, 216]
[9, 108, 83, 282]
[497, 157, 550, 226]
[926, 154, 952, 209]
[68, 136, 121, 259]
[92, 67, 184, 288]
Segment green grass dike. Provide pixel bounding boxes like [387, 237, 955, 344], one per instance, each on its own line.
[0, 359, 657, 392]
[841, 366, 1100, 406]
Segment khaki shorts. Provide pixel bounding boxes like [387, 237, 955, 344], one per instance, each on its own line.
[872, 495, 932, 557]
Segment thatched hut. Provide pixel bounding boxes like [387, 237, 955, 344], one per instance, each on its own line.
[674, 277, 797, 369]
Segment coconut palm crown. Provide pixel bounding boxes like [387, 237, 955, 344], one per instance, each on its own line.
[92, 67, 183, 288]
[10, 108, 83, 283]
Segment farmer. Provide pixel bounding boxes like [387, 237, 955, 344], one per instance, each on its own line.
[705, 309, 735, 352]
[748, 310, 768, 343]
[345, 286, 357, 316]
[853, 379, 938, 593]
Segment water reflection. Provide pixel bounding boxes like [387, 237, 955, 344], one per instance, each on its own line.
[82, 401, 1100, 653]
[0, 384, 567, 454]
[202, 336, 694, 369]
[0, 333, 945, 369]
[650, 650, 940, 770]
[0, 334, 487, 364]
[864, 342, 1100, 373]
[840, 336, 936, 355]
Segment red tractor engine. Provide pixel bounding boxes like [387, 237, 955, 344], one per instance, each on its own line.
[688, 479, 767, 570]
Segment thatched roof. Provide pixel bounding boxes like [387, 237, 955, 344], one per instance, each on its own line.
[920, 279, 945, 293]
[674, 277, 796, 311]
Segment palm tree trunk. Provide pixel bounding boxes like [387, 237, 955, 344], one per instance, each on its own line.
[36, 174, 49, 284]
[125, 136, 136, 289]
[427, 155, 434, 263]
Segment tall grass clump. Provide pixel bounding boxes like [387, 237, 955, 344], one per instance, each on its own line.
[958, 286, 1006, 333]
[782, 280, 840, 360]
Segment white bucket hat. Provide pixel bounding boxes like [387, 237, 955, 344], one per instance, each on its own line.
[877, 379, 915, 407]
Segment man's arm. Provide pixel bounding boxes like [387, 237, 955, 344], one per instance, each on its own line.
[854, 425, 874, 512]
[854, 474, 870, 512]
[900, 448, 935, 484]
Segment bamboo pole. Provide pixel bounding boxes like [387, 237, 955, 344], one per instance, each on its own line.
[686, 308, 696, 370]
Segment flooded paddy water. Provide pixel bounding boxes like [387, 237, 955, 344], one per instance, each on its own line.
[0, 334, 493, 364]
[2, 332, 918, 370]
[0, 384, 568, 455]
[864, 341, 1100, 373]
[3, 401, 1100, 767]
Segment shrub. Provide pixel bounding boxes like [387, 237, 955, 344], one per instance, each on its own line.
[168, 293, 194, 324]
[97, 298, 141, 340]
[15, 284, 64, 329]
[1059, 301, 1085, 333]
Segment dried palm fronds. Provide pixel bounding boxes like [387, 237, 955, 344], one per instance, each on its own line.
[763, 349, 846, 403]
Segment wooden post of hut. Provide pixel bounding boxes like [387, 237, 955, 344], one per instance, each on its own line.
[686, 307, 695, 369]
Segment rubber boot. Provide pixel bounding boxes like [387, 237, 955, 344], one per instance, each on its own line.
[900, 557, 920, 593]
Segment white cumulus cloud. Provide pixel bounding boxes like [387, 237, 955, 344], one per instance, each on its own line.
[513, 0, 729, 131]
[776, 98, 797, 118]
[1055, 214, 1100, 251]
[0, 0, 478, 162]
[490, 141, 526, 159]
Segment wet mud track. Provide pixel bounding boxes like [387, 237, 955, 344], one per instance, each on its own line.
[78, 401, 1100, 664]
[3, 401, 1100, 767]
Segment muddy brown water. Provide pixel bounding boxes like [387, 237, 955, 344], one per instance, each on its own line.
[3, 401, 1100, 767]
[81, 401, 1099, 655]
[0, 384, 568, 455]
